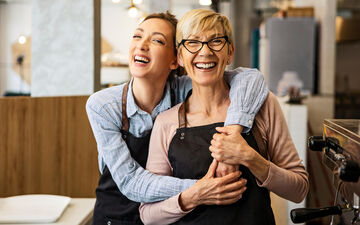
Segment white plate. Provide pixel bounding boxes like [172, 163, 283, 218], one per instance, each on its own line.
[0, 194, 71, 224]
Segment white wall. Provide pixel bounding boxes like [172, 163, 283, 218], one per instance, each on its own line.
[101, 3, 139, 59]
[0, 3, 31, 96]
[31, 0, 98, 97]
[1, 1, 138, 95]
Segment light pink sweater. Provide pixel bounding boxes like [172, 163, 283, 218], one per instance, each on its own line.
[139, 92, 309, 225]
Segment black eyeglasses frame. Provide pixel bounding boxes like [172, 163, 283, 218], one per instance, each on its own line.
[178, 36, 229, 54]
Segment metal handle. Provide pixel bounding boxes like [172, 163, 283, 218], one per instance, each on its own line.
[290, 206, 342, 223]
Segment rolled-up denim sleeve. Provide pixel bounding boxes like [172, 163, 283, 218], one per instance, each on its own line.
[86, 95, 196, 203]
[224, 67, 269, 132]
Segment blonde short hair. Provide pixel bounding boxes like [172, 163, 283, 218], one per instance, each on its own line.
[176, 9, 234, 47]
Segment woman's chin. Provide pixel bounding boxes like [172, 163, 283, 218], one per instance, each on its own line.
[193, 78, 220, 87]
[129, 68, 149, 79]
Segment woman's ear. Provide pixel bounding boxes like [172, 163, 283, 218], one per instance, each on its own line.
[170, 56, 179, 70]
[227, 44, 235, 65]
[177, 50, 184, 67]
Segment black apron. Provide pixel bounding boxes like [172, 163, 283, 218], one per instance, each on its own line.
[93, 82, 149, 225]
[167, 95, 276, 225]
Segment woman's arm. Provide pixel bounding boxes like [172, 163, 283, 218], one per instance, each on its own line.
[224, 67, 269, 131]
[140, 111, 246, 225]
[86, 89, 196, 203]
[209, 93, 309, 203]
[140, 160, 246, 225]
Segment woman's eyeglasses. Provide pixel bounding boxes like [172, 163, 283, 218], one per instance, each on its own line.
[179, 36, 229, 54]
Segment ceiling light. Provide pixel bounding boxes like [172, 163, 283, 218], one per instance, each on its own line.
[128, 6, 139, 17]
[199, 0, 212, 6]
[128, 0, 139, 18]
[18, 35, 27, 45]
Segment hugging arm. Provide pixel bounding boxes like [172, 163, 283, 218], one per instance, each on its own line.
[86, 94, 196, 203]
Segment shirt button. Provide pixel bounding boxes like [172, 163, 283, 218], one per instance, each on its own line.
[248, 120, 253, 125]
[107, 221, 111, 225]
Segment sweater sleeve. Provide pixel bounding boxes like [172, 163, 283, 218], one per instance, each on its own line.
[255, 92, 309, 203]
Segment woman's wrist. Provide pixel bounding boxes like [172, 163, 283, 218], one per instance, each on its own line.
[246, 150, 270, 183]
[179, 188, 198, 211]
[237, 144, 255, 167]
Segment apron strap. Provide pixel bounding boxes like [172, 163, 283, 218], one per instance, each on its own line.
[178, 102, 186, 128]
[122, 81, 130, 132]
[178, 89, 193, 128]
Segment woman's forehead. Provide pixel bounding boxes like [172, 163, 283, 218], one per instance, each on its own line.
[187, 26, 224, 39]
[138, 18, 174, 34]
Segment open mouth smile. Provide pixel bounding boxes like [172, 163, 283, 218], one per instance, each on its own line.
[194, 62, 216, 69]
[134, 55, 150, 64]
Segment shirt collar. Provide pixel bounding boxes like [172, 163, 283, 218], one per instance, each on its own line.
[152, 82, 172, 119]
[126, 78, 172, 119]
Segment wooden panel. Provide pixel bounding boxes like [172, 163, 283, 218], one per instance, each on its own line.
[0, 96, 99, 197]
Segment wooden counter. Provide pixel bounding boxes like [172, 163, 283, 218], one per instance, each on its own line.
[0, 96, 99, 197]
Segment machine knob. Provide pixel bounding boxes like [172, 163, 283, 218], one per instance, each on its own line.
[339, 160, 360, 182]
[308, 136, 326, 152]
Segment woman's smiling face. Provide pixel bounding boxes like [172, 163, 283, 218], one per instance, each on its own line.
[178, 25, 234, 87]
[129, 18, 178, 81]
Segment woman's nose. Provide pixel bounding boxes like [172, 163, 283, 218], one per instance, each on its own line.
[137, 39, 150, 51]
[198, 43, 213, 56]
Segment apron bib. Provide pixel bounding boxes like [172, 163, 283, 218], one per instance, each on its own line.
[168, 94, 275, 225]
[93, 82, 149, 225]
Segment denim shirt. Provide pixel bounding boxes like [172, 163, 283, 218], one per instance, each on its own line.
[86, 67, 268, 203]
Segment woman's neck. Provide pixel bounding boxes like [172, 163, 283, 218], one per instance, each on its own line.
[186, 79, 230, 125]
[132, 77, 167, 114]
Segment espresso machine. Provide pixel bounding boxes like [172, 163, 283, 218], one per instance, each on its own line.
[291, 119, 360, 224]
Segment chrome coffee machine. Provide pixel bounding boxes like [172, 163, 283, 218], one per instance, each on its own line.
[291, 119, 360, 224]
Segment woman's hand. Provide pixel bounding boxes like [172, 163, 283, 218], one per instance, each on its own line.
[179, 159, 247, 211]
[214, 125, 241, 177]
[216, 163, 239, 177]
[209, 125, 270, 183]
[210, 125, 254, 165]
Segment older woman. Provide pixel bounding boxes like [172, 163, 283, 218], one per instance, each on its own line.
[139, 9, 309, 225]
